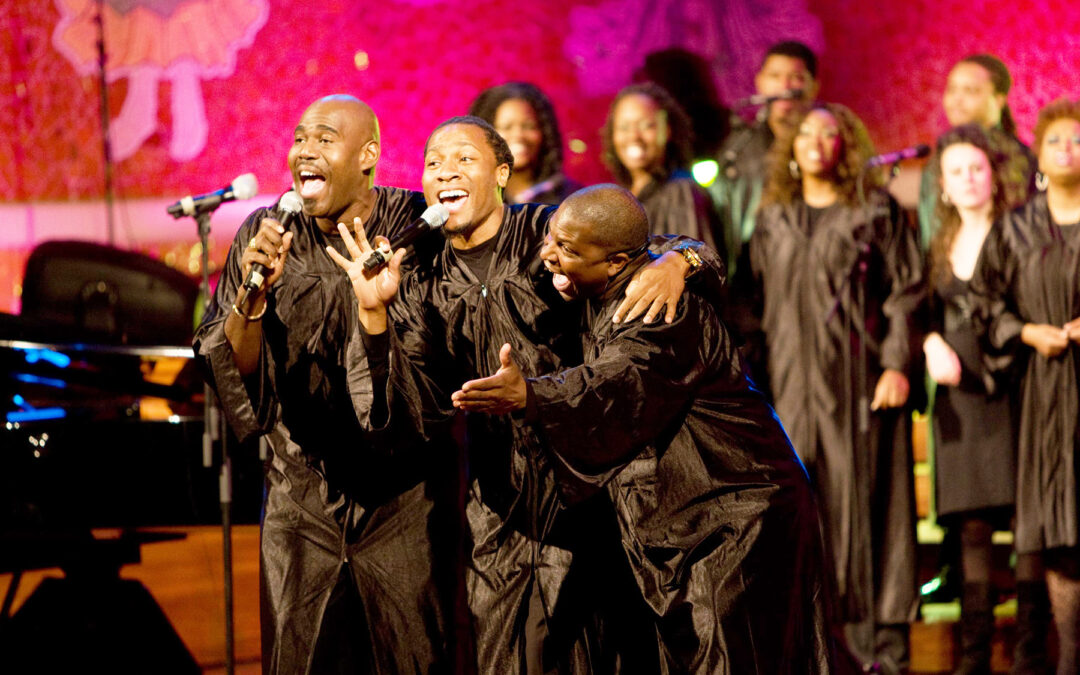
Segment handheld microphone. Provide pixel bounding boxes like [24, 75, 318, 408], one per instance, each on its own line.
[865, 144, 931, 168]
[362, 204, 450, 272]
[167, 173, 259, 218]
[733, 88, 804, 109]
[243, 191, 303, 293]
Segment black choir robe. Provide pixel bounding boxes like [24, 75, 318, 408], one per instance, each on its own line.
[523, 257, 832, 674]
[193, 187, 461, 674]
[638, 172, 724, 263]
[385, 202, 580, 674]
[970, 192, 1080, 554]
[749, 192, 924, 659]
[380, 203, 725, 673]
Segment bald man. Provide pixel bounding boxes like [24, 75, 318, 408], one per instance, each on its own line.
[451, 184, 834, 674]
[194, 95, 456, 673]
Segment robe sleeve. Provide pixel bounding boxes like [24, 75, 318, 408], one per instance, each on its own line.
[528, 295, 730, 476]
[652, 179, 726, 266]
[372, 270, 457, 444]
[969, 219, 1025, 375]
[192, 208, 276, 442]
[646, 233, 727, 305]
[877, 195, 926, 374]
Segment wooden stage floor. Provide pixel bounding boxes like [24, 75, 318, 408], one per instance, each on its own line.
[0, 525, 1033, 672]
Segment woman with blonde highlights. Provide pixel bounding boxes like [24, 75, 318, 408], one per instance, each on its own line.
[750, 102, 925, 673]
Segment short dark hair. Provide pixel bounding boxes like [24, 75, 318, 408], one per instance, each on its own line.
[469, 82, 564, 182]
[762, 41, 818, 79]
[1032, 97, 1080, 157]
[560, 184, 649, 255]
[425, 115, 515, 176]
[601, 82, 694, 188]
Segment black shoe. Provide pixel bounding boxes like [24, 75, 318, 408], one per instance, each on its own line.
[1011, 581, 1050, 675]
[954, 582, 994, 675]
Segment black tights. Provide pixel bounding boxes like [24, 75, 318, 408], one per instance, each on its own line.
[1017, 548, 1080, 674]
[958, 516, 994, 584]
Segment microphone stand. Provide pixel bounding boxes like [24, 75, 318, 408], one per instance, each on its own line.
[94, 0, 116, 244]
[193, 208, 235, 675]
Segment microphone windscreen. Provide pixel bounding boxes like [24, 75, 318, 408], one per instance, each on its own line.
[279, 190, 303, 214]
[232, 173, 259, 200]
[421, 203, 450, 229]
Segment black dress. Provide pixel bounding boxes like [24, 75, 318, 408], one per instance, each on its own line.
[931, 272, 1017, 522]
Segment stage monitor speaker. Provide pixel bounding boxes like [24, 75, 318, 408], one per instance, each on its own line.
[20, 240, 199, 346]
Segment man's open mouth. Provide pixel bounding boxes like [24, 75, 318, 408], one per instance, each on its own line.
[298, 170, 326, 199]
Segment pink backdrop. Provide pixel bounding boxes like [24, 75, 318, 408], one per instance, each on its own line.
[1, 0, 1079, 313]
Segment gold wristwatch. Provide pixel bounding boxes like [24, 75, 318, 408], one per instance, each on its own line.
[677, 245, 703, 275]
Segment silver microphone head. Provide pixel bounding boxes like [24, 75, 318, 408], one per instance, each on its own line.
[231, 173, 259, 201]
[278, 190, 303, 214]
[421, 203, 450, 228]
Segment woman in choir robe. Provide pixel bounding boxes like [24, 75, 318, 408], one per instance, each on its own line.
[970, 98, 1080, 674]
[922, 124, 1022, 673]
[469, 82, 582, 205]
[602, 82, 724, 260]
[749, 102, 925, 674]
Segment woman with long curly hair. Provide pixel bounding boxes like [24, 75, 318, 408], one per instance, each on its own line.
[971, 97, 1080, 674]
[749, 102, 925, 674]
[922, 124, 1021, 674]
[469, 82, 581, 205]
[601, 82, 722, 256]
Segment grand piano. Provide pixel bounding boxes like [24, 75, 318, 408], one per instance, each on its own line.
[0, 241, 261, 670]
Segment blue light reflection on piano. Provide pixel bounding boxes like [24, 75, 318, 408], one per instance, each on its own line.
[14, 373, 67, 389]
[20, 348, 72, 368]
[9, 393, 68, 422]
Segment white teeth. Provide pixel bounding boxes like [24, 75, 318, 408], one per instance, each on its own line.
[300, 171, 319, 179]
[439, 190, 467, 199]
[624, 145, 645, 160]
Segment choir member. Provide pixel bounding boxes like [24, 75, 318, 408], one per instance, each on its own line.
[918, 53, 1035, 247]
[193, 95, 457, 673]
[710, 40, 820, 275]
[923, 124, 1020, 673]
[451, 183, 833, 674]
[749, 102, 924, 674]
[602, 82, 723, 258]
[970, 98, 1080, 674]
[469, 81, 582, 204]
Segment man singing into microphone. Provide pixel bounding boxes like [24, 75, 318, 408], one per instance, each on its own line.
[193, 94, 455, 673]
